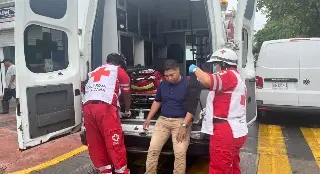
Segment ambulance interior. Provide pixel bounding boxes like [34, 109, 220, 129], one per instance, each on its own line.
[121, 0, 211, 119]
[91, 0, 212, 123]
[92, 0, 211, 76]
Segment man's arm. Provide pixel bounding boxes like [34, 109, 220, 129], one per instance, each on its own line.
[118, 67, 131, 112]
[10, 75, 15, 84]
[146, 101, 161, 120]
[9, 66, 16, 88]
[183, 112, 193, 125]
[146, 84, 162, 120]
[194, 67, 237, 92]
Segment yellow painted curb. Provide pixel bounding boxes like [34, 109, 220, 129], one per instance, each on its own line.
[10, 145, 88, 174]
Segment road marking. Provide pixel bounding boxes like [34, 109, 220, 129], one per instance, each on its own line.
[10, 146, 88, 174]
[300, 127, 320, 167]
[257, 124, 292, 174]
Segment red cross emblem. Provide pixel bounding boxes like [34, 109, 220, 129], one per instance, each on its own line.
[91, 68, 110, 82]
[220, 50, 226, 54]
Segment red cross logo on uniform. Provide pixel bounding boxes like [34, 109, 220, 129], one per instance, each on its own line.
[91, 68, 110, 82]
[220, 50, 226, 54]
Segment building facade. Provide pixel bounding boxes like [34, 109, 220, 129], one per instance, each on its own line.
[0, 0, 14, 96]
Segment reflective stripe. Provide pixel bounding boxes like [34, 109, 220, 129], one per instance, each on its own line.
[114, 92, 118, 99]
[216, 73, 222, 91]
[213, 116, 228, 120]
[212, 74, 217, 90]
[120, 84, 130, 87]
[98, 165, 112, 171]
[115, 165, 127, 173]
[122, 87, 130, 91]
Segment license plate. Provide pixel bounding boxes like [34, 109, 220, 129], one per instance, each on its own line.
[272, 82, 288, 90]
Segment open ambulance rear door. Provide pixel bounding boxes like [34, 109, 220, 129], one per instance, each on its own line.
[15, 0, 81, 150]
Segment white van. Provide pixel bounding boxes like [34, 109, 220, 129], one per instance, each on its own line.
[256, 38, 320, 117]
[14, 0, 257, 152]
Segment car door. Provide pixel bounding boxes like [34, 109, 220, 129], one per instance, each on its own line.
[243, 0, 257, 124]
[298, 39, 320, 107]
[15, 0, 81, 150]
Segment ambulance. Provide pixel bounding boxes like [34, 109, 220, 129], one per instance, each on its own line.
[14, 0, 257, 155]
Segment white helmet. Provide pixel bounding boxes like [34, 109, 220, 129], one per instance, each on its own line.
[207, 48, 238, 66]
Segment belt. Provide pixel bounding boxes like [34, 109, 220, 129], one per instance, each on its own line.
[213, 117, 228, 123]
[84, 100, 107, 106]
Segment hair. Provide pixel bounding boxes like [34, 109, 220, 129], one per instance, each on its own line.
[164, 59, 179, 71]
[106, 53, 126, 68]
[3, 59, 13, 63]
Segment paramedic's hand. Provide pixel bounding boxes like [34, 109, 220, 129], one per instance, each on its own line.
[143, 119, 150, 130]
[189, 64, 198, 73]
[177, 126, 188, 143]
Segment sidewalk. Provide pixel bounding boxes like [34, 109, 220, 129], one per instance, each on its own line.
[0, 102, 83, 174]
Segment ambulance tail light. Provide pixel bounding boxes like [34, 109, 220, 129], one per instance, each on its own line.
[256, 76, 263, 89]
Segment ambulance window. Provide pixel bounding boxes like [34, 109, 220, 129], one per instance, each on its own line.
[30, 0, 67, 19]
[24, 25, 69, 73]
[242, 28, 248, 68]
[244, 0, 255, 20]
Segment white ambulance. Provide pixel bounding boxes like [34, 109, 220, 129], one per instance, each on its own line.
[14, 0, 257, 155]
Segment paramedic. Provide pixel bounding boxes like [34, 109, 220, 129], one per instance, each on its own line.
[82, 53, 131, 174]
[143, 59, 192, 174]
[189, 48, 248, 174]
[0, 59, 16, 114]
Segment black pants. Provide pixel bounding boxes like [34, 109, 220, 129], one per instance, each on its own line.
[3, 88, 16, 101]
[1, 88, 16, 113]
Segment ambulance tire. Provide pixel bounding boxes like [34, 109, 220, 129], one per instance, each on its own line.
[80, 130, 87, 146]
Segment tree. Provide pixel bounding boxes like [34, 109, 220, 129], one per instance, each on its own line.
[253, 0, 320, 55]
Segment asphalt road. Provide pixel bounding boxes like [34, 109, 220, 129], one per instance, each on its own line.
[32, 111, 320, 174]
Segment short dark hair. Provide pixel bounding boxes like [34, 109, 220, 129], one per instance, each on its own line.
[164, 59, 179, 71]
[1, 59, 13, 63]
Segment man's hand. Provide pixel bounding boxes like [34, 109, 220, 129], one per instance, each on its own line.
[120, 110, 131, 118]
[124, 110, 131, 117]
[176, 125, 188, 143]
[143, 119, 151, 130]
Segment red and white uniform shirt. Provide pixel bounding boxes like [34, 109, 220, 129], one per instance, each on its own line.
[206, 68, 248, 138]
[82, 64, 130, 107]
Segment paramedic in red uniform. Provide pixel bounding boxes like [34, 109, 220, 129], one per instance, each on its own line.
[82, 53, 131, 174]
[189, 48, 248, 174]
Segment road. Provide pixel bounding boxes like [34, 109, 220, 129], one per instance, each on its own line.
[30, 111, 320, 174]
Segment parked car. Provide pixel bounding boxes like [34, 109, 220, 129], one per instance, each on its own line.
[256, 38, 320, 117]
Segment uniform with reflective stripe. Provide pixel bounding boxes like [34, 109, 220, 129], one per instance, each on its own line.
[205, 68, 248, 174]
[207, 68, 248, 138]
